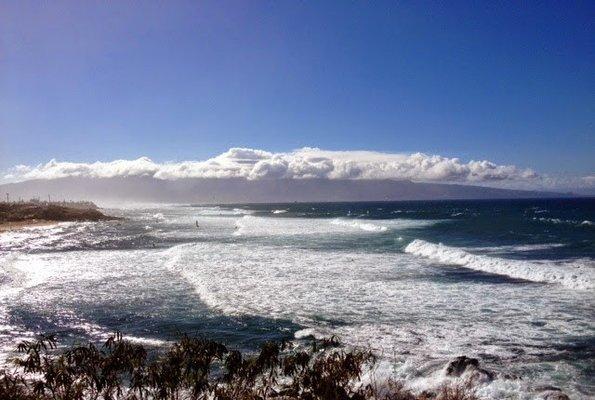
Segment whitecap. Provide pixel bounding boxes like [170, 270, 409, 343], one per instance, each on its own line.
[232, 215, 439, 237]
[465, 243, 565, 253]
[195, 206, 253, 216]
[534, 217, 593, 227]
[152, 213, 166, 221]
[330, 218, 388, 232]
[404, 239, 594, 290]
[123, 335, 171, 347]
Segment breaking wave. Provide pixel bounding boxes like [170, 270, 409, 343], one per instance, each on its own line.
[194, 207, 254, 216]
[152, 213, 166, 221]
[330, 218, 388, 232]
[464, 243, 566, 253]
[233, 215, 392, 236]
[232, 215, 437, 236]
[533, 217, 593, 227]
[404, 239, 595, 290]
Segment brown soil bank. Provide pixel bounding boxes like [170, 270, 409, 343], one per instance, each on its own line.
[0, 202, 118, 224]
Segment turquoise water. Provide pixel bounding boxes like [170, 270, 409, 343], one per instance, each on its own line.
[0, 198, 593, 398]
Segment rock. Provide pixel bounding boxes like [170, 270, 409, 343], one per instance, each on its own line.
[445, 356, 494, 384]
[0, 202, 119, 223]
[445, 356, 480, 376]
[536, 385, 563, 392]
[538, 387, 570, 400]
[542, 391, 570, 400]
[467, 367, 495, 384]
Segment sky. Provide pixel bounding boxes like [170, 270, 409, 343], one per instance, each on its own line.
[0, 1, 593, 190]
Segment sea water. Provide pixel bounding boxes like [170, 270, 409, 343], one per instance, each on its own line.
[0, 199, 593, 398]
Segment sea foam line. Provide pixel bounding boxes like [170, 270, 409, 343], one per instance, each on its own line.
[330, 218, 389, 232]
[533, 217, 593, 227]
[404, 239, 594, 290]
[232, 215, 396, 236]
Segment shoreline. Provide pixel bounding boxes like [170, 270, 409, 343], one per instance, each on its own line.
[0, 219, 57, 233]
[0, 202, 119, 234]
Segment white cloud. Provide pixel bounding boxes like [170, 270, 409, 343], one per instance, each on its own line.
[3, 147, 539, 184]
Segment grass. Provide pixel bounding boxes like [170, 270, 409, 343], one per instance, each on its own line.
[0, 333, 481, 400]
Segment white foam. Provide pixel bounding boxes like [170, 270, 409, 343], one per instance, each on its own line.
[232, 215, 437, 237]
[465, 243, 565, 253]
[123, 335, 171, 347]
[163, 242, 425, 322]
[366, 358, 529, 400]
[0, 223, 66, 251]
[164, 241, 593, 359]
[404, 239, 595, 289]
[160, 239, 592, 400]
[194, 206, 253, 216]
[534, 217, 594, 227]
[503, 243, 565, 251]
[294, 328, 320, 339]
[0, 253, 52, 364]
[152, 213, 166, 221]
[330, 218, 388, 232]
[271, 209, 288, 214]
[233, 216, 379, 236]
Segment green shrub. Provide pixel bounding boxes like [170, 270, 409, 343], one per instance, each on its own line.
[0, 333, 478, 400]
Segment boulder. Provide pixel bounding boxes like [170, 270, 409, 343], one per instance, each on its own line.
[445, 356, 494, 383]
[445, 356, 479, 376]
[539, 388, 570, 400]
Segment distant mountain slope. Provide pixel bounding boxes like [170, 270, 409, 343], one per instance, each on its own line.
[0, 176, 566, 204]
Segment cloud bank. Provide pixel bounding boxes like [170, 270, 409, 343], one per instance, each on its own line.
[3, 148, 540, 185]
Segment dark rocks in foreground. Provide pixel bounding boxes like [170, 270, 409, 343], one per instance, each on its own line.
[445, 356, 495, 384]
[537, 386, 571, 400]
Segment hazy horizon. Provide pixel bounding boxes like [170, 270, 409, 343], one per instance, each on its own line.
[1, 146, 594, 196]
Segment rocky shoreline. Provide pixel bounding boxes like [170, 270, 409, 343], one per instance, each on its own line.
[0, 201, 118, 231]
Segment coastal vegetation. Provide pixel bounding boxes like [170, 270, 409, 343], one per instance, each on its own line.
[0, 333, 484, 400]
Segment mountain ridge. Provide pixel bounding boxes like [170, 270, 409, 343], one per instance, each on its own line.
[0, 176, 569, 205]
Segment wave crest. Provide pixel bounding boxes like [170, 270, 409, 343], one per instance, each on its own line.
[404, 239, 594, 290]
[330, 219, 388, 232]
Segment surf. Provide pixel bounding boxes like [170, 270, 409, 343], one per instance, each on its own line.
[404, 239, 595, 290]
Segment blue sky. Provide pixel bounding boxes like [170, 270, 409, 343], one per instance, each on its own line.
[0, 1, 593, 182]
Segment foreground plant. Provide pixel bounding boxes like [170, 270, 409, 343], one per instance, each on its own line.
[0, 333, 478, 400]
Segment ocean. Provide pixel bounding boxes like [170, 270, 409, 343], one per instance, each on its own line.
[0, 198, 593, 398]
